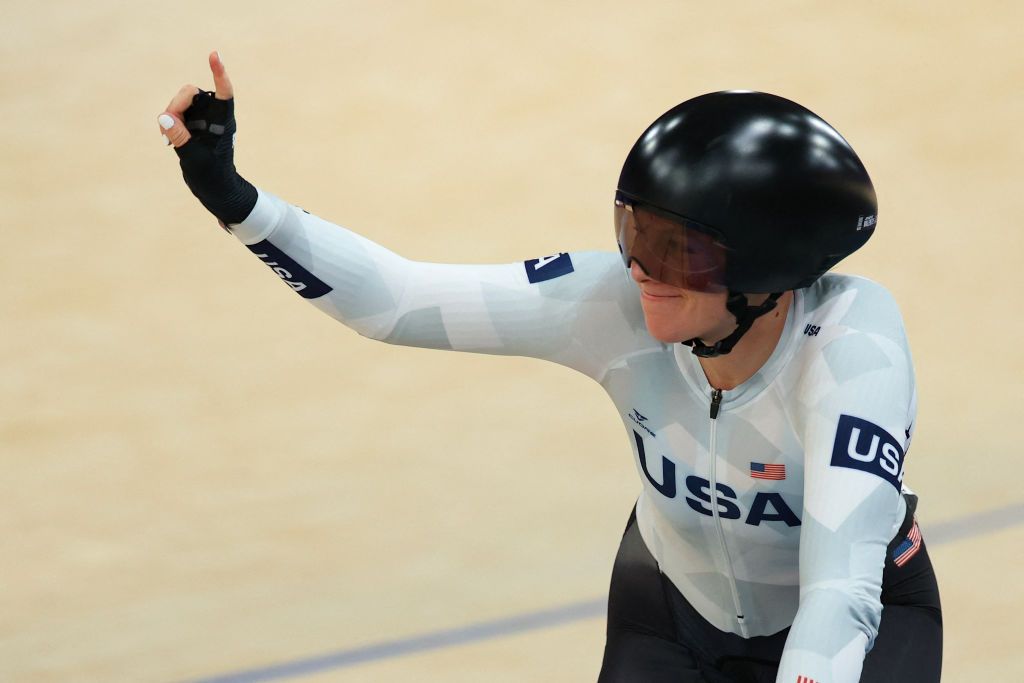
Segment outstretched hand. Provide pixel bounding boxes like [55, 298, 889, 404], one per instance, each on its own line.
[158, 51, 257, 226]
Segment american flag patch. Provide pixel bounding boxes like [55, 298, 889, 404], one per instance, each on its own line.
[893, 519, 922, 567]
[796, 676, 818, 683]
[750, 462, 786, 480]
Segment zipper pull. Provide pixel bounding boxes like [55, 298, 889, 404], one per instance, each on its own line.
[710, 388, 723, 420]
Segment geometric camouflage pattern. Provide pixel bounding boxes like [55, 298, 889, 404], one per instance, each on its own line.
[231, 190, 919, 683]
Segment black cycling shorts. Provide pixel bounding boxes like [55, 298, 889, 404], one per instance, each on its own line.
[598, 501, 942, 683]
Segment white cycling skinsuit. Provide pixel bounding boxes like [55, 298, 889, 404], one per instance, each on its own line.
[225, 189, 935, 683]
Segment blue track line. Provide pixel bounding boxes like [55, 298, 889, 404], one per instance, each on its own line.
[189, 501, 1024, 683]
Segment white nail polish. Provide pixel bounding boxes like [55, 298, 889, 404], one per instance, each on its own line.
[158, 114, 175, 130]
[162, 135, 170, 146]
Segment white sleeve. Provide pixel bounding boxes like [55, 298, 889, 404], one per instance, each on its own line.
[777, 322, 915, 683]
[227, 189, 644, 380]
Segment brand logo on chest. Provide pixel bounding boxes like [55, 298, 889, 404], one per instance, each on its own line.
[628, 408, 656, 437]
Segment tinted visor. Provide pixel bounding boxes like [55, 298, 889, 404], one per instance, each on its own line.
[615, 198, 730, 292]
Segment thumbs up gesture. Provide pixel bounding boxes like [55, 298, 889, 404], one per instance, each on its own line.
[158, 52, 257, 226]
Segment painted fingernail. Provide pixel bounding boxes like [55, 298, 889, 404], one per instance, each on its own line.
[162, 134, 170, 146]
[158, 114, 175, 130]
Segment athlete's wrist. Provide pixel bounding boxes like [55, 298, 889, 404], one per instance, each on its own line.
[172, 91, 257, 225]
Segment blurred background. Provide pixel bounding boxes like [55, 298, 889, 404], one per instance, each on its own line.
[2, 1, 1022, 680]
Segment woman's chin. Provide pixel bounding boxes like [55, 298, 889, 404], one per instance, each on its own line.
[639, 291, 730, 345]
[649, 329, 687, 344]
[642, 313, 728, 346]
[642, 315, 691, 344]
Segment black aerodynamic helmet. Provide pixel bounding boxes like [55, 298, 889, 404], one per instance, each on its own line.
[616, 90, 877, 295]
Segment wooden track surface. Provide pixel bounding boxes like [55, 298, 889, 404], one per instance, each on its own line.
[2, 1, 1022, 680]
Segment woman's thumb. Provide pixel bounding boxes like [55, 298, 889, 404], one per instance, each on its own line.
[159, 113, 191, 148]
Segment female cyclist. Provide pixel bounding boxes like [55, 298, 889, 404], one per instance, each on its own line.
[158, 53, 941, 682]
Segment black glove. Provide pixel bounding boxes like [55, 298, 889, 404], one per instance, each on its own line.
[174, 90, 258, 225]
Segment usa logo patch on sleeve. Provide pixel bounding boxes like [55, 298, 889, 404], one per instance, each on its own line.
[830, 414, 905, 491]
[524, 253, 574, 283]
[247, 240, 334, 299]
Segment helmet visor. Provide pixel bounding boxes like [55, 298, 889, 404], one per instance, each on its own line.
[614, 198, 730, 292]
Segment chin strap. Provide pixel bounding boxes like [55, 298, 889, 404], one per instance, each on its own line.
[682, 291, 784, 358]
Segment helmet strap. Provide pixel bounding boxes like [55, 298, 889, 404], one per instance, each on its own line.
[682, 291, 783, 358]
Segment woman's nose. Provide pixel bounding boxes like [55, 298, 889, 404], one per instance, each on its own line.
[629, 259, 650, 283]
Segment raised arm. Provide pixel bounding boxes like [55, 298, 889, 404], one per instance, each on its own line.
[157, 53, 644, 380]
[158, 51, 257, 227]
[230, 189, 639, 378]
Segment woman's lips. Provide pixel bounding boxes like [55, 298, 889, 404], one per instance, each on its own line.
[640, 288, 680, 301]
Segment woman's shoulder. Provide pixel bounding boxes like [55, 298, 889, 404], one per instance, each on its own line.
[786, 273, 914, 393]
[801, 273, 907, 343]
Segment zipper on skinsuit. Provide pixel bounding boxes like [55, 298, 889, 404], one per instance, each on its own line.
[708, 388, 749, 638]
